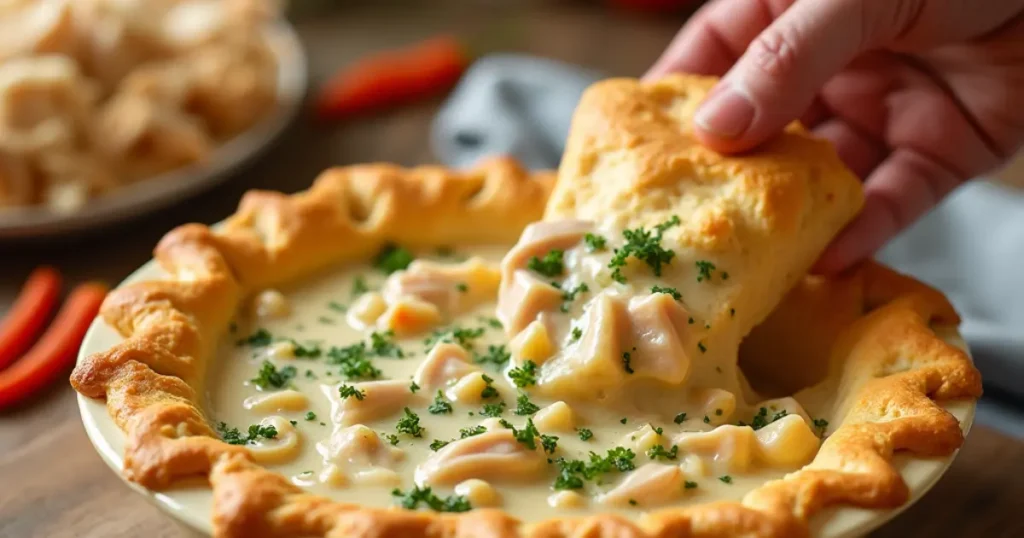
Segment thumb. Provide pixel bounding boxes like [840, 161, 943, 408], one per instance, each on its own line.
[692, 0, 896, 153]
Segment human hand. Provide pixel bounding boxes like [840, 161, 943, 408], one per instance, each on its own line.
[646, 0, 1024, 273]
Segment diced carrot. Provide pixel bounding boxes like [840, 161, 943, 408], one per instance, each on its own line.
[315, 35, 470, 121]
[0, 282, 107, 409]
[0, 267, 62, 370]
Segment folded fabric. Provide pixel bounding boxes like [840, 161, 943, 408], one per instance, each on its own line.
[431, 54, 1024, 427]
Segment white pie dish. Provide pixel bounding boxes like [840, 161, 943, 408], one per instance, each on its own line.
[76, 258, 977, 537]
[0, 20, 307, 239]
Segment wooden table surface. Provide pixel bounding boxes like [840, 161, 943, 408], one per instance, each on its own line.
[1, 3, 1023, 537]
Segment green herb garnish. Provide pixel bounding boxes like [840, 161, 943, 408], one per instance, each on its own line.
[391, 486, 471, 512]
[395, 407, 424, 438]
[459, 425, 487, 438]
[216, 422, 278, 445]
[514, 392, 540, 416]
[577, 428, 593, 441]
[584, 233, 607, 252]
[719, 475, 733, 484]
[473, 344, 511, 368]
[527, 249, 565, 277]
[508, 360, 538, 387]
[374, 244, 415, 274]
[250, 361, 296, 390]
[647, 444, 679, 460]
[326, 343, 382, 380]
[480, 401, 506, 417]
[425, 326, 486, 350]
[560, 282, 589, 312]
[428, 391, 453, 415]
[695, 260, 717, 282]
[338, 384, 366, 400]
[351, 276, 370, 297]
[237, 328, 274, 347]
[607, 216, 680, 283]
[673, 412, 687, 424]
[429, 439, 449, 451]
[622, 351, 635, 374]
[409, 381, 420, 393]
[651, 285, 682, 301]
[571, 327, 583, 341]
[304, 411, 317, 421]
[479, 374, 499, 399]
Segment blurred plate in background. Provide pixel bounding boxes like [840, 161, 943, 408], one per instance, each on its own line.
[0, 21, 307, 239]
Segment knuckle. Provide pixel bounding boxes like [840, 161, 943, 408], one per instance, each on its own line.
[746, 26, 802, 80]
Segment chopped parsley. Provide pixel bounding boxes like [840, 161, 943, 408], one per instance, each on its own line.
[552, 447, 637, 490]
[649, 424, 664, 435]
[570, 327, 583, 341]
[351, 276, 370, 297]
[374, 244, 415, 274]
[370, 330, 404, 358]
[560, 282, 589, 312]
[338, 384, 366, 400]
[409, 381, 420, 393]
[739, 407, 789, 430]
[428, 391, 453, 415]
[577, 428, 594, 441]
[480, 401, 506, 417]
[684, 481, 698, 489]
[473, 344, 511, 368]
[429, 439, 449, 451]
[237, 328, 274, 347]
[383, 433, 400, 446]
[620, 417, 628, 424]
[673, 412, 687, 424]
[608, 216, 680, 283]
[479, 374, 499, 399]
[317, 315, 335, 325]
[697, 341, 707, 353]
[651, 285, 682, 301]
[703, 415, 711, 424]
[395, 408, 424, 438]
[327, 301, 347, 313]
[304, 411, 317, 421]
[479, 317, 503, 329]
[629, 499, 638, 506]
[647, 444, 679, 460]
[695, 260, 717, 282]
[326, 343, 382, 380]
[540, 434, 559, 454]
[286, 339, 322, 359]
[505, 418, 542, 450]
[508, 360, 538, 387]
[216, 422, 278, 445]
[584, 233, 607, 252]
[460, 425, 488, 439]
[455, 282, 469, 293]
[526, 249, 565, 277]
[391, 486, 471, 513]
[514, 392, 540, 416]
[813, 418, 829, 436]
[250, 361, 296, 390]
[425, 326, 486, 350]
[622, 351, 635, 374]
[719, 475, 733, 484]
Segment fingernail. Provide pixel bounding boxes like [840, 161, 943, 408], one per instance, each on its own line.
[695, 84, 755, 139]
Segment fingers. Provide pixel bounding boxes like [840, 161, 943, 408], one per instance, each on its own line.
[645, 0, 774, 80]
[812, 118, 886, 179]
[693, 0, 873, 152]
[813, 148, 964, 274]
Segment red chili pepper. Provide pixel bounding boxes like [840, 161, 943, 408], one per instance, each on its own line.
[315, 35, 471, 121]
[0, 267, 61, 370]
[0, 282, 107, 409]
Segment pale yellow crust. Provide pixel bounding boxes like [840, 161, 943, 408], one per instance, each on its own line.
[71, 82, 981, 536]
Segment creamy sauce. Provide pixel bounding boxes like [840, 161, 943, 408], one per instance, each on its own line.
[206, 243, 824, 521]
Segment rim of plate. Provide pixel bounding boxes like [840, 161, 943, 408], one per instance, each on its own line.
[0, 20, 308, 239]
[76, 259, 976, 537]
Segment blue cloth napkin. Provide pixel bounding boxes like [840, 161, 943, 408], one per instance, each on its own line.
[431, 55, 1024, 435]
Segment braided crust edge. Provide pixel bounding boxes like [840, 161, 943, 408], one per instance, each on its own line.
[70, 157, 981, 538]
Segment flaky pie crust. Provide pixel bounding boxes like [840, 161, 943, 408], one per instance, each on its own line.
[72, 103, 981, 538]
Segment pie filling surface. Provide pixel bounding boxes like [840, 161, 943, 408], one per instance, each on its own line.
[209, 220, 830, 519]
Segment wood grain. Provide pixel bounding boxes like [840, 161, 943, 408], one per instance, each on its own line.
[1, 3, 1023, 538]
